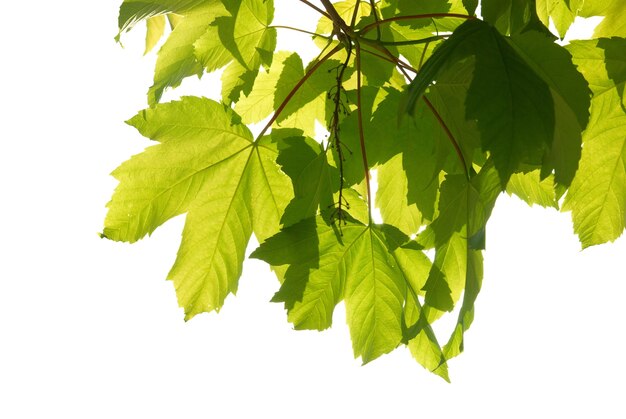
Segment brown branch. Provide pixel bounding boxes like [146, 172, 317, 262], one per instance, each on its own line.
[320, 0, 352, 34]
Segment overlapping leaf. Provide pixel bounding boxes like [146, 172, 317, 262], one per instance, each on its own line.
[107, 0, 626, 379]
[252, 217, 447, 373]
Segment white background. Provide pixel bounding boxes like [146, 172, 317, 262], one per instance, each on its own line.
[1, 1, 625, 418]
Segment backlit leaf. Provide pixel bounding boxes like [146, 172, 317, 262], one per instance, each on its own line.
[103, 97, 292, 319]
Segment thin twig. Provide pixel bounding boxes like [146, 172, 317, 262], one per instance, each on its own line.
[272, 25, 330, 39]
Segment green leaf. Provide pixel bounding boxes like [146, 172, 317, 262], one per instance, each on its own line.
[481, 0, 546, 35]
[377, 155, 423, 236]
[253, 218, 415, 363]
[506, 170, 559, 208]
[276, 136, 337, 227]
[506, 29, 590, 186]
[147, 2, 229, 104]
[405, 20, 483, 115]
[418, 163, 499, 322]
[103, 97, 292, 319]
[217, 0, 276, 72]
[117, 0, 210, 39]
[579, 0, 626, 38]
[144, 15, 166, 54]
[316, 1, 371, 34]
[462, 20, 555, 185]
[442, 247, 482, 360]
[536, 0, 583, 38]
[407, 21, 557, 186]
[220, 60, 258, 106]
[563, 39, 626, 247]
[235, 52, 340, 137]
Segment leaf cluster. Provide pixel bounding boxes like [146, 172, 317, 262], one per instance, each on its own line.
[104, 0, 626, 379]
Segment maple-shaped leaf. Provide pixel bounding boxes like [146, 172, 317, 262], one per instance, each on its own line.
[563, 38, 626, 247]
[253, 217, 423, 364]
[410, 20, 556, 186]
[102, 97, 292, 319]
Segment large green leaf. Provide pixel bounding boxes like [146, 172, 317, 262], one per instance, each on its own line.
[407, 20, 556, 185]
[563, 39, 626, 247]
[102, 97, 292, 319]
